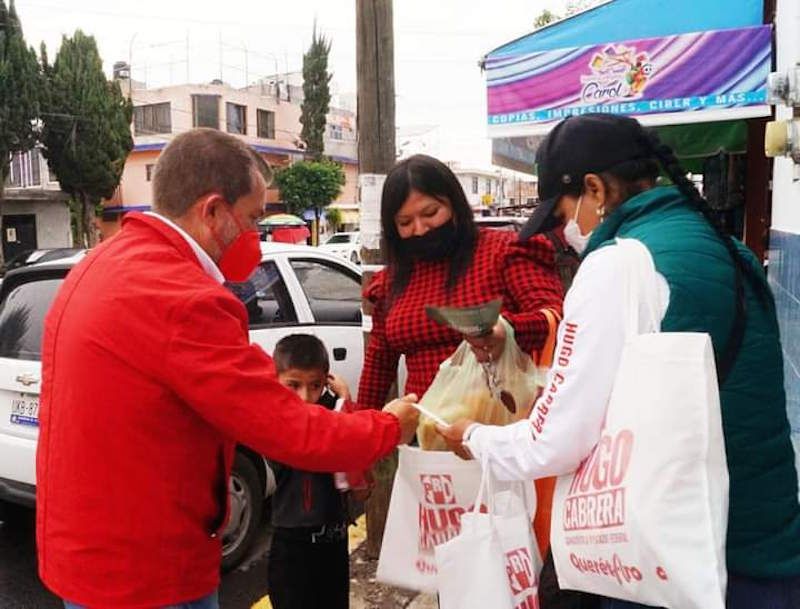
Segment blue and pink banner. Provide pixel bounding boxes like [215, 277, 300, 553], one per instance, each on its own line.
[486, 25, 772, 134]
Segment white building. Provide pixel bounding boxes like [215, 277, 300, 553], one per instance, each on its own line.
[2, 148, 72, 261]
[448, 163, 505, 213]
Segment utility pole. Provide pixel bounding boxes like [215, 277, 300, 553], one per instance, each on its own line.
[356, 0, 396, 559]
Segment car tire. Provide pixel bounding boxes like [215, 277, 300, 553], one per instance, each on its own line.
[221, 452, 264, 572]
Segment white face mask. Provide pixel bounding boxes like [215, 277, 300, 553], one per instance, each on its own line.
[564, 196, 592, 254]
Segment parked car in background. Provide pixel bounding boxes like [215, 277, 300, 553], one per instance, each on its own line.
[0, 242, 364, 571]
[473, 216, 527, 232]
[319, 231, 361, 264]
[0, 248, 84, 276]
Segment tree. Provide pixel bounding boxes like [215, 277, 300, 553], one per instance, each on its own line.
[40, 30, 133, 248]
[534, 9, 559, 28]
[325, 206, 342, 233]
[275, 160, 345, 244]
[300, 24, 332, 160]
[0, 0, 41, 264]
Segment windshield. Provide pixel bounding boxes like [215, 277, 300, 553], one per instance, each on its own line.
[325, 234, 352, 244]
[0, 277, 63, 361]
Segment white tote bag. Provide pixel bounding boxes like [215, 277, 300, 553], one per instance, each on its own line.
[550, 238, 729, 609]
[376, 446, 483, 592]
[436, 460, 541, 609]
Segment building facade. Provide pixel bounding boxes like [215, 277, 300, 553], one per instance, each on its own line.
[2, 147, 72, 262]
[449, 164, 505, 213]
[100, 74, 358, 239]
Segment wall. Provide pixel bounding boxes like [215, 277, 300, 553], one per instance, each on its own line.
[767, 0, 800, 469]
[3, 198, 72, 249]
[118, 150, 161, 206]
[336, 163, 359, 205]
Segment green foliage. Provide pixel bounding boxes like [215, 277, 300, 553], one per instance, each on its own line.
[300, 24, 332, 160]
[275, 160, 345, 217]
[0, 0, 41, 182]
[39, 30, 133, 246]
[533, 9, 559, 28]
[324, 206, 342, 232]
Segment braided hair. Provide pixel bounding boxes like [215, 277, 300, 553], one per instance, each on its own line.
[592, 129, 768, 305]
[593, 129, 773, 381]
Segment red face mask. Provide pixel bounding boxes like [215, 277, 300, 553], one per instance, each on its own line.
[212, 204, 262, 282]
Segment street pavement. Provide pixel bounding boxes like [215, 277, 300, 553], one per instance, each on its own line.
[0, 503, 273, 609]
[0, 503, 415, 609]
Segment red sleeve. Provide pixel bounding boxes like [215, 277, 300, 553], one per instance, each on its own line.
[501, 234, 564, 353]
[164, 288, 400, 473]
[357, 271, 401, 410]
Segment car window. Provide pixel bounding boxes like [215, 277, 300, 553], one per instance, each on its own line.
[226, 261, 297, 327]
[289, 259, 362, 324]
[325, 234, 352, 245]
[0, 277, 63, 360]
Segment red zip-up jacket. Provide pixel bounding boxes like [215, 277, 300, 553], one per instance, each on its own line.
[36, 213, 400, 608]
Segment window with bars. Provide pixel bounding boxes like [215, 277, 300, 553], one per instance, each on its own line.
[5, 149, 42, 188]
[133, 102, 171, 135]
[257, 109, 275, 139]
[192, 95, 220, 129]
[226, 103, 247, 135]
[471, 176, 478, 194]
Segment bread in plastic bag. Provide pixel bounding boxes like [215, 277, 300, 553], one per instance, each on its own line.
[417, 317, 542, 450]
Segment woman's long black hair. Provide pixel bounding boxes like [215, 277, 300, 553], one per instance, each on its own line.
[381, 154, 478, 299]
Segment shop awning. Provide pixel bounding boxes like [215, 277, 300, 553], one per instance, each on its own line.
[491, 119, 747, 176]
[484, 0, 770, 138]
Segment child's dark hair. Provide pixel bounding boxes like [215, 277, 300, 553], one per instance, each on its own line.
[273, 334, 330, 375]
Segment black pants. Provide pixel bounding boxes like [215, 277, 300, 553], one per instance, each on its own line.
[539, 550, 601, 609]
[267, 528, 349, 609]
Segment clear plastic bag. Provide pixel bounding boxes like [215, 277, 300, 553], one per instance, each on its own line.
[417, 317, 540, 450]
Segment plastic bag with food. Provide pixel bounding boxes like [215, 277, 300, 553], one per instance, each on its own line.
[417, 316, 540, 450]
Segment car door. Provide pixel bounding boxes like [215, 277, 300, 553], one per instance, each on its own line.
[238, 258, 301, 358]
[282, 255, 364, 400]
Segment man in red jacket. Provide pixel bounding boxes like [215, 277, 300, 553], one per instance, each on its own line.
[36, 128, 419, 609]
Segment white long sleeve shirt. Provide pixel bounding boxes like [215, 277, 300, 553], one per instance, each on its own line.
[465, 239, 670, 482]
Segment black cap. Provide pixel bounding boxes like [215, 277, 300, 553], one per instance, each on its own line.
[519, 114, 650, 241]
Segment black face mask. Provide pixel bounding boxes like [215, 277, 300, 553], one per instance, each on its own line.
[398, 221, 457, 262]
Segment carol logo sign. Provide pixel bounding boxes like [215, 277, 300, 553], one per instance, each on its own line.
[580, 44, 654, 104]
[563, 429, 633, 531]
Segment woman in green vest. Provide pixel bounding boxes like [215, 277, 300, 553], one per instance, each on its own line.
[438, 113, 800, 608]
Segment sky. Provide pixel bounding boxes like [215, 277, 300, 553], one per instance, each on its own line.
[13, 0, 575, 168]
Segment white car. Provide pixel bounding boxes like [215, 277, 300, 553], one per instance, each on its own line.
[0, 242, 364, 571]
[319, 232, 361, 265]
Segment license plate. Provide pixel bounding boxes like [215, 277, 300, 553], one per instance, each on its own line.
[10, 396, 39, 427]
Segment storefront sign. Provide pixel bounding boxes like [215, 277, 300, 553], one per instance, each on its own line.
[486, 25, 771, 133]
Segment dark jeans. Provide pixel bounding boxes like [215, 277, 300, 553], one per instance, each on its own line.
[64, 590, 218, 609]
[268, 527, 349, 609]
[599, 573, 800, 609]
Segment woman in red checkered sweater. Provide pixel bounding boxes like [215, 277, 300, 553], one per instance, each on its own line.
[357, 155, 563, 410]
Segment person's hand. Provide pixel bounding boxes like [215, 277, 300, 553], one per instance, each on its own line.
[435, 418, 476, 460]
[327, 373, 352, 401]
[383, 393, 420, 444]
[465, 320, 506, 363]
